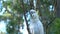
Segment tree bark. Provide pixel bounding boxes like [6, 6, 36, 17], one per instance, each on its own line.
[21, 0, 31, 34]
[36, 0, 42, 16]
[29, 0, 34, 9]
[56, 0, 60, 18]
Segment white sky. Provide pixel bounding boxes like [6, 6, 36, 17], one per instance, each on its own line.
[0, 0, 6, 15]
[0, 0, 6, 32]
[0, 8, 6, 15]
[0, 21, 6, 32]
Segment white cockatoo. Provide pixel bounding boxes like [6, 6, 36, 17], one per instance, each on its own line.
[29, 9, 44, 34]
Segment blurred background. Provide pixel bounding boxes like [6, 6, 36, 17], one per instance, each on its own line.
[0, 0, 60, 34]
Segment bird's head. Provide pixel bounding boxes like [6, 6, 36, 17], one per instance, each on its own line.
[30, 9, 38, 19]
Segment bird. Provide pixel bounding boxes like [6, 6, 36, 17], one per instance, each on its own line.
[29, 9, 44, 34]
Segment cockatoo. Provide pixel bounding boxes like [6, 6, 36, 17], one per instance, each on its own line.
[29, 9, 44, 34]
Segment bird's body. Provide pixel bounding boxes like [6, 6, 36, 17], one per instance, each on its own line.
[30, 19, 44, 34]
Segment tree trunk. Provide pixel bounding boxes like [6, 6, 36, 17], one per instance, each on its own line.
[29, 0, 34, 9]
[21, 0, 31, 34]
[56, 0, 60, 18]
[36, 0, 42, 16]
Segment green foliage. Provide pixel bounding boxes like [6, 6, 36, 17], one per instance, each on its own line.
[13, 4, 23, 13]
[1, 0, 24, 34]
[6, 19, 18, 34]
[49, 18, 60, 34]
[6, 14, 24, 34]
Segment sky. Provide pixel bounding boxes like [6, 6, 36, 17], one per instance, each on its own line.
[0, 21, 6, 32]
[0, 1, 2, 9]
[0, 0, 6, 15]
[0, 0, 6, 33]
